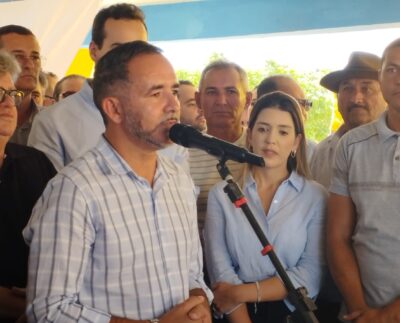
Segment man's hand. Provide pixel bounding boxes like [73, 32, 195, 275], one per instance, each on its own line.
[160, 295, 210, 323]
[345, 305, 400, 323]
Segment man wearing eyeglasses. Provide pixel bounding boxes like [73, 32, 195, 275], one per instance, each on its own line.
[0, 49, 56, 323]
[256, 75, 316, 162]
[0, 25, 41, 146]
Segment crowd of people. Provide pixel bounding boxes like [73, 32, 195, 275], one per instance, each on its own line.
[1, 2, 400, 323]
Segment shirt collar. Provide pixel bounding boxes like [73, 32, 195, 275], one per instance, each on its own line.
[78, 79, 96, 107]
[376, 111, 399, 143]
[245, 170, 304, 192]
[94, 136, 174, 184]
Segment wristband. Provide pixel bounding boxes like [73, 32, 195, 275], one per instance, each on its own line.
[254, 281, 261, 313]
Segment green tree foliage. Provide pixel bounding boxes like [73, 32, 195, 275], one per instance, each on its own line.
[176, 57, 336, 142]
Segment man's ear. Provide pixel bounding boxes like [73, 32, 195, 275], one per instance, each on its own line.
[89, 41, 99, 62]
[102, 97, 123, 124]
[244, 90, 252, 110]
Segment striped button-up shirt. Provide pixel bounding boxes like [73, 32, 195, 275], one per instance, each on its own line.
[23, 136, 211, 322]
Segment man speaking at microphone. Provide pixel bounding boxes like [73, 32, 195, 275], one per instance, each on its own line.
[23, 41, 212, 323]
[189, 60, 253, 233]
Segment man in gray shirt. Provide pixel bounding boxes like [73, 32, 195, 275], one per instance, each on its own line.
[328, 38, 400, 322]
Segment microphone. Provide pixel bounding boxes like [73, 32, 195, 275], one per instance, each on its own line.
[169, 123, 265, 167]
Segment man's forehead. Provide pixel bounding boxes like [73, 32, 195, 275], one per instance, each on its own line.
[340, 78, 379, 86]
[1, 33, 40, 52]
[204, 67, 240, 80]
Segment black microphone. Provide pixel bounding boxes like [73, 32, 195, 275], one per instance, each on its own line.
[169, 123, 265, 167]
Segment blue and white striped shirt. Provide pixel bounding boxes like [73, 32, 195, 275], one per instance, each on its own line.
[23, 136, 211, 322]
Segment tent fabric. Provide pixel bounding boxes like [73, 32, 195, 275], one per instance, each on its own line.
[0, 0, 101, 76]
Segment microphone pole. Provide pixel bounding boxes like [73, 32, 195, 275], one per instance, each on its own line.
[216, 160, 319, 323]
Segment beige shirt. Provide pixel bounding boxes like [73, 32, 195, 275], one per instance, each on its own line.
[189, 130, 247, 232]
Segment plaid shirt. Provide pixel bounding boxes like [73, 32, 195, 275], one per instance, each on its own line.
[24, 136, 211, 322]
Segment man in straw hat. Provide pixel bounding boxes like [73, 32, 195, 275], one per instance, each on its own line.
[310, 52, 387, 323]
[327, 38, 400, 322]
[310, 52, 387, 188]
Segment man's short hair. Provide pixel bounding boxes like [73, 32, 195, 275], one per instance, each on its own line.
[53, 74, 86, 100]
[92, 3, 147, 49]
[0, 49, 21, 81]
[0, 25, 35, 48]
[179, 80, 194, 87]
[93, 40, 162, 123]
[198, 59, 249, 91]
[381, 38, 400, 66]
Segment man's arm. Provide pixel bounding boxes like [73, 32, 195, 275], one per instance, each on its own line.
[0, 286, 25, 319]
[327, 193, 367, 313]
[23, 176, 110, 322]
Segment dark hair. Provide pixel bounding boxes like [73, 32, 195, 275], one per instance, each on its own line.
[0, 25, 35, 47]
[53, 74, 86, 101]
[179, 80, 194, 86]
[248, 91, 309, 177]
[257, 75, 294, 98]
[93, 40, 162, 124]
[92, 3, 146, 49]
[381, 38, 400, 67]
[199, 59, 248, 91]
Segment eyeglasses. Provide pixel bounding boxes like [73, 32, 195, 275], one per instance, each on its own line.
[296, 98, 313, 110]
[60, 91, 76, 99]
[0, 87, 24, 106]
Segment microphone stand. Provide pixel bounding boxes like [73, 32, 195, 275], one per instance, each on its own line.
[216, 160, 319, 323]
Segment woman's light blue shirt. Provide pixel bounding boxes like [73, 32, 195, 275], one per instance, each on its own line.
[204, 171, 327, 308]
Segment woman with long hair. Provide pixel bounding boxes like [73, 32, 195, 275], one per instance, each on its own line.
[204, 91, 327, 323]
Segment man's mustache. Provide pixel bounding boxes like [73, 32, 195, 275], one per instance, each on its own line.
[349, 104, 368, 111]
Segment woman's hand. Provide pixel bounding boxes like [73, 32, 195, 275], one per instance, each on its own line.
[212, 282, 240, 314]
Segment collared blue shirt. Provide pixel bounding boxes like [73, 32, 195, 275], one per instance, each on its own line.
[331, 111, 400, 308]
[204, 171, 327, 310]
[23, 136, 211, 322]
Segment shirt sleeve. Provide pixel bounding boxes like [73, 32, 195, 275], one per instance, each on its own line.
[204, 185, 243, 286]
[330, 135, 350, 197]
[284, 187, 327, 300]
[28, 111, 65, 172]
[188, 185, 213, 303]
[23, 175, 110, 323]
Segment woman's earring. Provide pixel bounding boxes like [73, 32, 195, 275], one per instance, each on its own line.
[290, 150, 296, 158]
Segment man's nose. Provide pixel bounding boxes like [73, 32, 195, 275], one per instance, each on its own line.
[350, 88, 365, 104]
[215, 92, 227, 105]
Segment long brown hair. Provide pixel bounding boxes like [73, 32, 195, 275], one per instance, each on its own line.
[239, 91, 310, 186]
